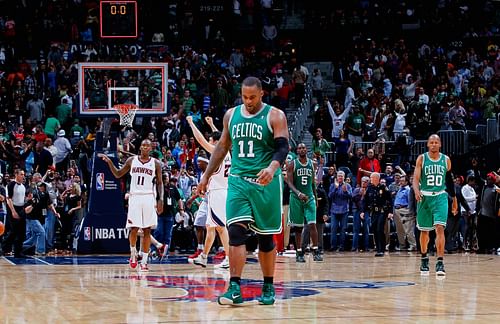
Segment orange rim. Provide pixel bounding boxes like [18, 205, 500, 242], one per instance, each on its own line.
[113, 104, 138, 114]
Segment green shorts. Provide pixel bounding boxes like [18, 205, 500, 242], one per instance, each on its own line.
[288, 194, 316, 226]
[416, 193, 448, 231]
[226, 174, 283, 234]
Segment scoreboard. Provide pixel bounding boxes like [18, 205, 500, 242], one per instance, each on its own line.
[100, 1, 138, 38]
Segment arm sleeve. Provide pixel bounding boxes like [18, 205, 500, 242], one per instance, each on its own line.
[272, 137, 289, 165]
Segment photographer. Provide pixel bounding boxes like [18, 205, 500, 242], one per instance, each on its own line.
[23, 182, 59, 256]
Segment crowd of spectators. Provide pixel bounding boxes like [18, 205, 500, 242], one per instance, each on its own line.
[0, 0, 498, 256]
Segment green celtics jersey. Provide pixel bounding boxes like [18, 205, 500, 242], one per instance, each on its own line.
[292, 158, 315, 197]
[420, 152, 447, 193]
[229, 104, 275, 177]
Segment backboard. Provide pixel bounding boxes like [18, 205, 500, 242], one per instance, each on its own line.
[78, 62, 168, 117]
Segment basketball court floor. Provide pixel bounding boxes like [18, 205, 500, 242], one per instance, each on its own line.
[1, 252, 499, 322]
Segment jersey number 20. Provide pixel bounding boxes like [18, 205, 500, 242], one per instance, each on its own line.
[426, 174, 443, 187]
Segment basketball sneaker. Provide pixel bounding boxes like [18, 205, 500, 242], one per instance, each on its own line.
[435, 260, 446, 276]
[139, 263, 149, 272]
[214, 250, 226, 260]
[258, 283, 276, 305]
[296, 251, 305, 263]
[420, 257, 429, 275]
[188, 249, 203, 259]
[157, 244, 166, 257]
[129, 254, 138, 269]
[214, 256, 229, 269]
[218, 281, 243, 305]
[313, 249, 323, 262]
[193, 253, 208, 268]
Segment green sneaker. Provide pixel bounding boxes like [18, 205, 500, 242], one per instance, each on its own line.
[420, 257, 430, 275]
[258, 283, 276, 305]
[296, 251, 306, 263]
[436, 260, 446, 276]
[218, 281, 243, 305]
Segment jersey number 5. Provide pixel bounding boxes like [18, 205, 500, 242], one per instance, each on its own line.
[238, 140, 255, 158]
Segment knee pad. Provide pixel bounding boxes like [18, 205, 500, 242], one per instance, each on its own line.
[258, 234, 275, 252]
[228, 224, 248, 246]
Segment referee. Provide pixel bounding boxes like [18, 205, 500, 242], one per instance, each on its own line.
[2, 169, 27, 258]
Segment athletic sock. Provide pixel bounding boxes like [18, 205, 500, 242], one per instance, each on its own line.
[264, 276, 273, 284]
[230, 277, 241, 285]
[421, 253, 427, 258]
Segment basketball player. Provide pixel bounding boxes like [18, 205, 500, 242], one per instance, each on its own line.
[287, 143, 323, 262]
[99, 139, 163, 272]
[413, 134, 457, 276]
[187, 115, 230, 269]
[197, 77, 289, 306]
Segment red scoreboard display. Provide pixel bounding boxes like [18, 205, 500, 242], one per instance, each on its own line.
[100, 1, 138, 38]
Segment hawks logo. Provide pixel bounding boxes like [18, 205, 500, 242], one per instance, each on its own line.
[117, 275, 414, 302]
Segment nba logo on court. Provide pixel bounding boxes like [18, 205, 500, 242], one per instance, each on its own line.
[84, 227, 91, 241]
[96, 173, 105, 191]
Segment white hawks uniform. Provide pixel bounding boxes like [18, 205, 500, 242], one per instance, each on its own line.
[127, 156, 158, 229]
[206, 152, 231, 227]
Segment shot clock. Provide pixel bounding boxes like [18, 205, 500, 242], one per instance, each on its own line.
[100, 1, 138, 38]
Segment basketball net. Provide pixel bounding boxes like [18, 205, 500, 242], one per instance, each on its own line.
[113, 104, 138, 128]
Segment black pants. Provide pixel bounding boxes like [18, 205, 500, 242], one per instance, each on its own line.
[477, 215, 498, 252]
[1, 206, 26, 256]
[301, 222, 325, 251]
[445, 214, 461, 251]
[372, 212, 386, 253]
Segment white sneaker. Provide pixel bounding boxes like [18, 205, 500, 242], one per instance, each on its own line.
[193, 254, 208, 268]
[139, 263, 149, 272]
[214, 256, 229, 269]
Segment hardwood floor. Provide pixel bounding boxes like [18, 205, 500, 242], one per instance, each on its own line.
[1, 252, 499, 323]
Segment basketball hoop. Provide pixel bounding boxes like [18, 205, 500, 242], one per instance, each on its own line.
[113, 104, 138, 127]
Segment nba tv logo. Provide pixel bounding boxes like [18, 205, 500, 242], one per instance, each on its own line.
[84, 227, 91, 241]
[96, 173, 105, 191]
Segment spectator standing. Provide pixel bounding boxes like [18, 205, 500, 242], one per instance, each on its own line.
[44, 112, 61, 139]
[477, 173, 500, 254]
[362, 172, 393, 257]
[357, 148, 381, 185]
[351, 176, 370, 251]
[392, 175, 416, 251]
[2, 169, 27, 258]
[328, 170, 352, 252]
[26, 94, 45, 124]
[54, 130, 72, 173]
[461, 176, 478, 252]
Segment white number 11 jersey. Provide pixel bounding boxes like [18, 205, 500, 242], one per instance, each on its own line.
[129, 156, 156, 195]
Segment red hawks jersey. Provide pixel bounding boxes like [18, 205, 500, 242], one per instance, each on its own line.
[208, 152, 231, 191]
[129, 156, 156, 195]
